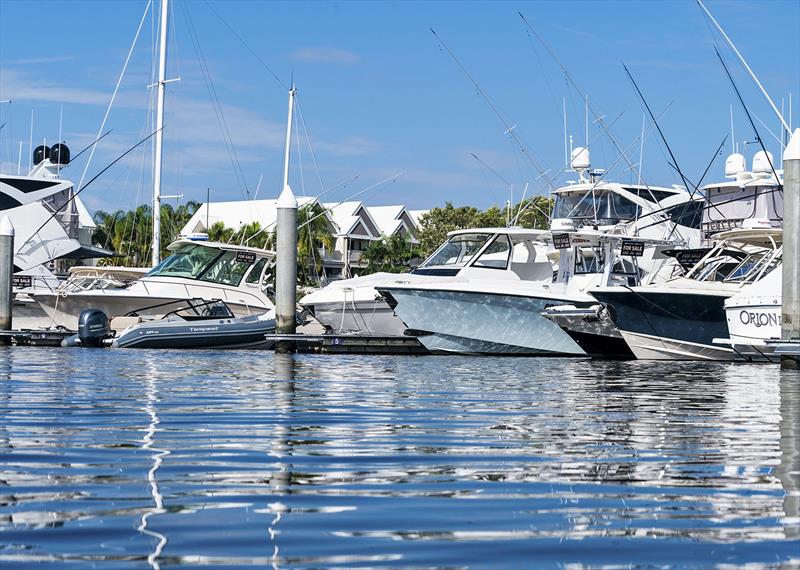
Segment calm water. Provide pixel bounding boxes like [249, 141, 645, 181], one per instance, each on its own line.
[0, 348, 798, 569]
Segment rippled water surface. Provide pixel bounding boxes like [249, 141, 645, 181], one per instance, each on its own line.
[1, 347, 798, 568]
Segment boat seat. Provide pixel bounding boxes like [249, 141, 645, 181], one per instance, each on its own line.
[110, 315, 143, 332]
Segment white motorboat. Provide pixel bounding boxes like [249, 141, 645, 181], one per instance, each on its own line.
[1, 143, 99, 271]
[591, 227, 782, 361]
[715, 251, 782, 361]
[373, 148, 704, 356]
[299, 228, 553, 336]
[379, 230, 678, 356]
[30, 239, 276, 329]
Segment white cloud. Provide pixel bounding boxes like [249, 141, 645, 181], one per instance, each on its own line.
[290, 47, 361, 65]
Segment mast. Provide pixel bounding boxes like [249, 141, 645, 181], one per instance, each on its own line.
[151, 0, 169, 267]
[282, 84, 296, 191]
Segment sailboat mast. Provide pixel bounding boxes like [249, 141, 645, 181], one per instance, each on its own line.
[282, 85, 296, 190]
[152, 0, 169, 267]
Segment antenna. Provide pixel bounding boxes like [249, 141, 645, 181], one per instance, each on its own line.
[28, 110, 33, 173]
[584, 94, 589, 148]
[637, 113, 645, 187]
[58, 104, 63, 175]
[715, 48, 782, 187]
[729, 105, 735, 154]
[562, 97, 568, 168]
[430, 28, 554, 189]
[697, 0, 790, 135]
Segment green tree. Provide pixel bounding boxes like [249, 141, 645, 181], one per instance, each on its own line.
[417, 202, 482, 256]
[362, 233, 424, 275]
[512, 196, 553, 229]
[297, 203, 335, 286]
[93, 201, 201, 266]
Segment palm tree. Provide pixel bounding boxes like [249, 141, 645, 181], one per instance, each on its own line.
[362, 233, 423, 274]
[296, 203, 334, 285]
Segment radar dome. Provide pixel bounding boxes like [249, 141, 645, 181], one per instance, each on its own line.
[752, 150, 774, 174]
[570, 146, 590, 171]
[50, 143, 70, 165]
[33, 145, 50, 166]
[724, 153, 746, 178]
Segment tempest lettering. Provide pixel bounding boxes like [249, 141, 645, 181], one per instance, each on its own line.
[739, 311, 779, 328]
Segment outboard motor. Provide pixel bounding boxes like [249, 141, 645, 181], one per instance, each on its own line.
[77, 308, 111, 347]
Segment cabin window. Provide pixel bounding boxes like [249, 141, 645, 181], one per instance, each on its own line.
[421, 233, 491, 268]
[667, 201, 703, 229]
[553, 191, 640, 222]
[245, 258, 267, 284]
[473, 235, 511, 270]
[199, 250, 253, 286]
[631, 189, 675, 202]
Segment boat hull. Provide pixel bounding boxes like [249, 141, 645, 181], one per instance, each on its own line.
[723, 299, 781, 362]
[32, 292, 270, 331]
[544, 308, 634, 359]
[592, 289, 734, 360]
[112, 315, 275, 350]
[306, 299, 406, 336]
[380, 287, 587, 356]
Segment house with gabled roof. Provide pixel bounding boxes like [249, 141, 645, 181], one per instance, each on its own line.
[180, 196, 321, 236]
[180, 198, 425, 281]
[365, 205, 420, 244]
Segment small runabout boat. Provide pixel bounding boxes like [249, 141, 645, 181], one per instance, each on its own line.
[63, 299, 276, 350]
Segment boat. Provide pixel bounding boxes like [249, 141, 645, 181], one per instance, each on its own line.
[713, 254, 782, 361]
[591, 227, 782, 360]
[111, 299, 275, 349]
[379, 229, 678, 356]
[60, 298, 275, 349]
[30, 239, 276, 329]
[299, 228, 553, 335]
[373, 148, 704, 356]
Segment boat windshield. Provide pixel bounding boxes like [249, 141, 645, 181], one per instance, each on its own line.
[723, 250, 780, 284]
[553, 190, 639, 223]
[147, 244, 261, 287]
[421, 233, 491, 268]
[693, 254, 747, 282]
[147, 244, 222, 279]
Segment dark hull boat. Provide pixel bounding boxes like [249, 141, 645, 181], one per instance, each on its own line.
[64, 299, 276, 350]
[591, 287, 735, 360]
[112, 312, 276, 349]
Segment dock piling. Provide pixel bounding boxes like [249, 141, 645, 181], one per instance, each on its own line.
[0, 216, 14, 341]
[782, 128, 800, 369]
[275, 184, 298, 353]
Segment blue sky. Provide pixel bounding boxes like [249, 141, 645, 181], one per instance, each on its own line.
[0, 0, 798, 216]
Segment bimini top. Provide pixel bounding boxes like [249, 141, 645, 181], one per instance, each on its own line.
[710, 227, 783, 248]
[551, 181, 690, 198]
[167, 239, 275, 258]
[446, 227, 550, 240]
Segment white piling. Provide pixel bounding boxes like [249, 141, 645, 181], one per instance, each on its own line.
[275, 184, 298, 353]
[0, 216, 15, 337]
[782, 128, 800, 369]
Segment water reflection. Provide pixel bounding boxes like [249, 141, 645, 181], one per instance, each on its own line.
[137, 362, 168, 570]
[268, 353, 295, 569]
[0, 348, 797, 567]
